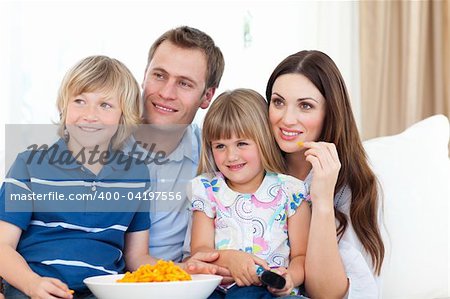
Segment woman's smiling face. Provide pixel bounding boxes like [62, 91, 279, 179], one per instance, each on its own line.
[269, 73, 326, 153]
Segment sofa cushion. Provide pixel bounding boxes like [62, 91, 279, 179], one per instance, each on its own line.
[363, 114, 450, 299]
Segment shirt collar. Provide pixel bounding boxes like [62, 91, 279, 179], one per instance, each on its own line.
[213, 172, 282, 207]
[127, 124, 200, 164]
[168, 124, 200, 163]
[42, 138, 82, 170]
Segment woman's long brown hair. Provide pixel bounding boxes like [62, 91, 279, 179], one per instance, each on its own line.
[266, 50, 384, 274]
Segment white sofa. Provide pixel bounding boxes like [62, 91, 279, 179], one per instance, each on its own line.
[0, 116, 447, 299]
[363, 114, 450, 299]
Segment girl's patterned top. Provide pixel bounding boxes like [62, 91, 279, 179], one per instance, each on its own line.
[188, 171, 309, 268]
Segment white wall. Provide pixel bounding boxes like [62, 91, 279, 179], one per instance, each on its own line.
[0, 0, 360, 177]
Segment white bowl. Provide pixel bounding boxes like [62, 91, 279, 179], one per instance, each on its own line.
[83, 274, 221, 299]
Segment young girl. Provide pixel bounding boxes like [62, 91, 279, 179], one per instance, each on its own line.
[0, 55, 156, 299]
[189, 89, 311, 298]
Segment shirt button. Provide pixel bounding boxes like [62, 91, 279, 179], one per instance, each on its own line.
[91, 182, 96, 191]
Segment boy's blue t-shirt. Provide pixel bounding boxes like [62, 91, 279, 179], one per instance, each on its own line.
[0, 138, 151, 291]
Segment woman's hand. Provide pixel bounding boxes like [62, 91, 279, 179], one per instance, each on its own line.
[27, 276, 73, 299]
[303, 141, 341, 209]
[224, 250, 269, 287]
[267, 267, 294, 297]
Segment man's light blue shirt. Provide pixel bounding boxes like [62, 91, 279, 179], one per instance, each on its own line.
[124, 124, 200, 261]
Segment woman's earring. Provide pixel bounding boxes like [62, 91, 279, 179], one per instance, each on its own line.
[63, 127, 70, 141]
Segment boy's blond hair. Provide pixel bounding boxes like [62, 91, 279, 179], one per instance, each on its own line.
[198, 88, 286, 176]
[57, 55, 141, 149]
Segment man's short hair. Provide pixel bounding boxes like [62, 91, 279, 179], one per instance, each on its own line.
[147, 26, 225, 90]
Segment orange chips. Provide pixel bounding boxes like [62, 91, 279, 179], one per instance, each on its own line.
[117, 260, 192, 283]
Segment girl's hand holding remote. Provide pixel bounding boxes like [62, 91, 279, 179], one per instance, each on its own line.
[224, 250, 269, 287]
[267, 267, 295, 297]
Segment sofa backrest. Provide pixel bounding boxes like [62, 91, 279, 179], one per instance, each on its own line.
[363, 114, 450, 299]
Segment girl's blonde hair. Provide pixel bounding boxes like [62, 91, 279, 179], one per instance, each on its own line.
[198, 88, 285, 176]
[57, 55, 142, 150]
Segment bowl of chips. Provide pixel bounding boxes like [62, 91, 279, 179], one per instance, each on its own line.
[84, 261, 222, 299]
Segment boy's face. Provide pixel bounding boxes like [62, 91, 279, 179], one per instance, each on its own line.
[142, 41, 215, 126]
[65, 91, 122, 152]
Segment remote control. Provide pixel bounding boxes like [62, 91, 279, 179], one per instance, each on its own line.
[255, 266, 286, 289]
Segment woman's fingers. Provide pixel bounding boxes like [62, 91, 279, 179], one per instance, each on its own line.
[304, 141, 340, 173]
[325, 142, 340, 164]
[303, 141, 341, 206]
[304, 144, 330, 166]
[305, 153, 322, 171]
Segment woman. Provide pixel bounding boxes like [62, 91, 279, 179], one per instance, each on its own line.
[267, 50, 384, 299]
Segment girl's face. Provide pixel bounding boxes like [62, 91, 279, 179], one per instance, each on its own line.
[65, 91, 122, 152]
[211, 135, 264, 193]
[269, 73, 326, 154]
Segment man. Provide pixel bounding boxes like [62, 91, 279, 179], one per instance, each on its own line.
[128, 26, 225, 262]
